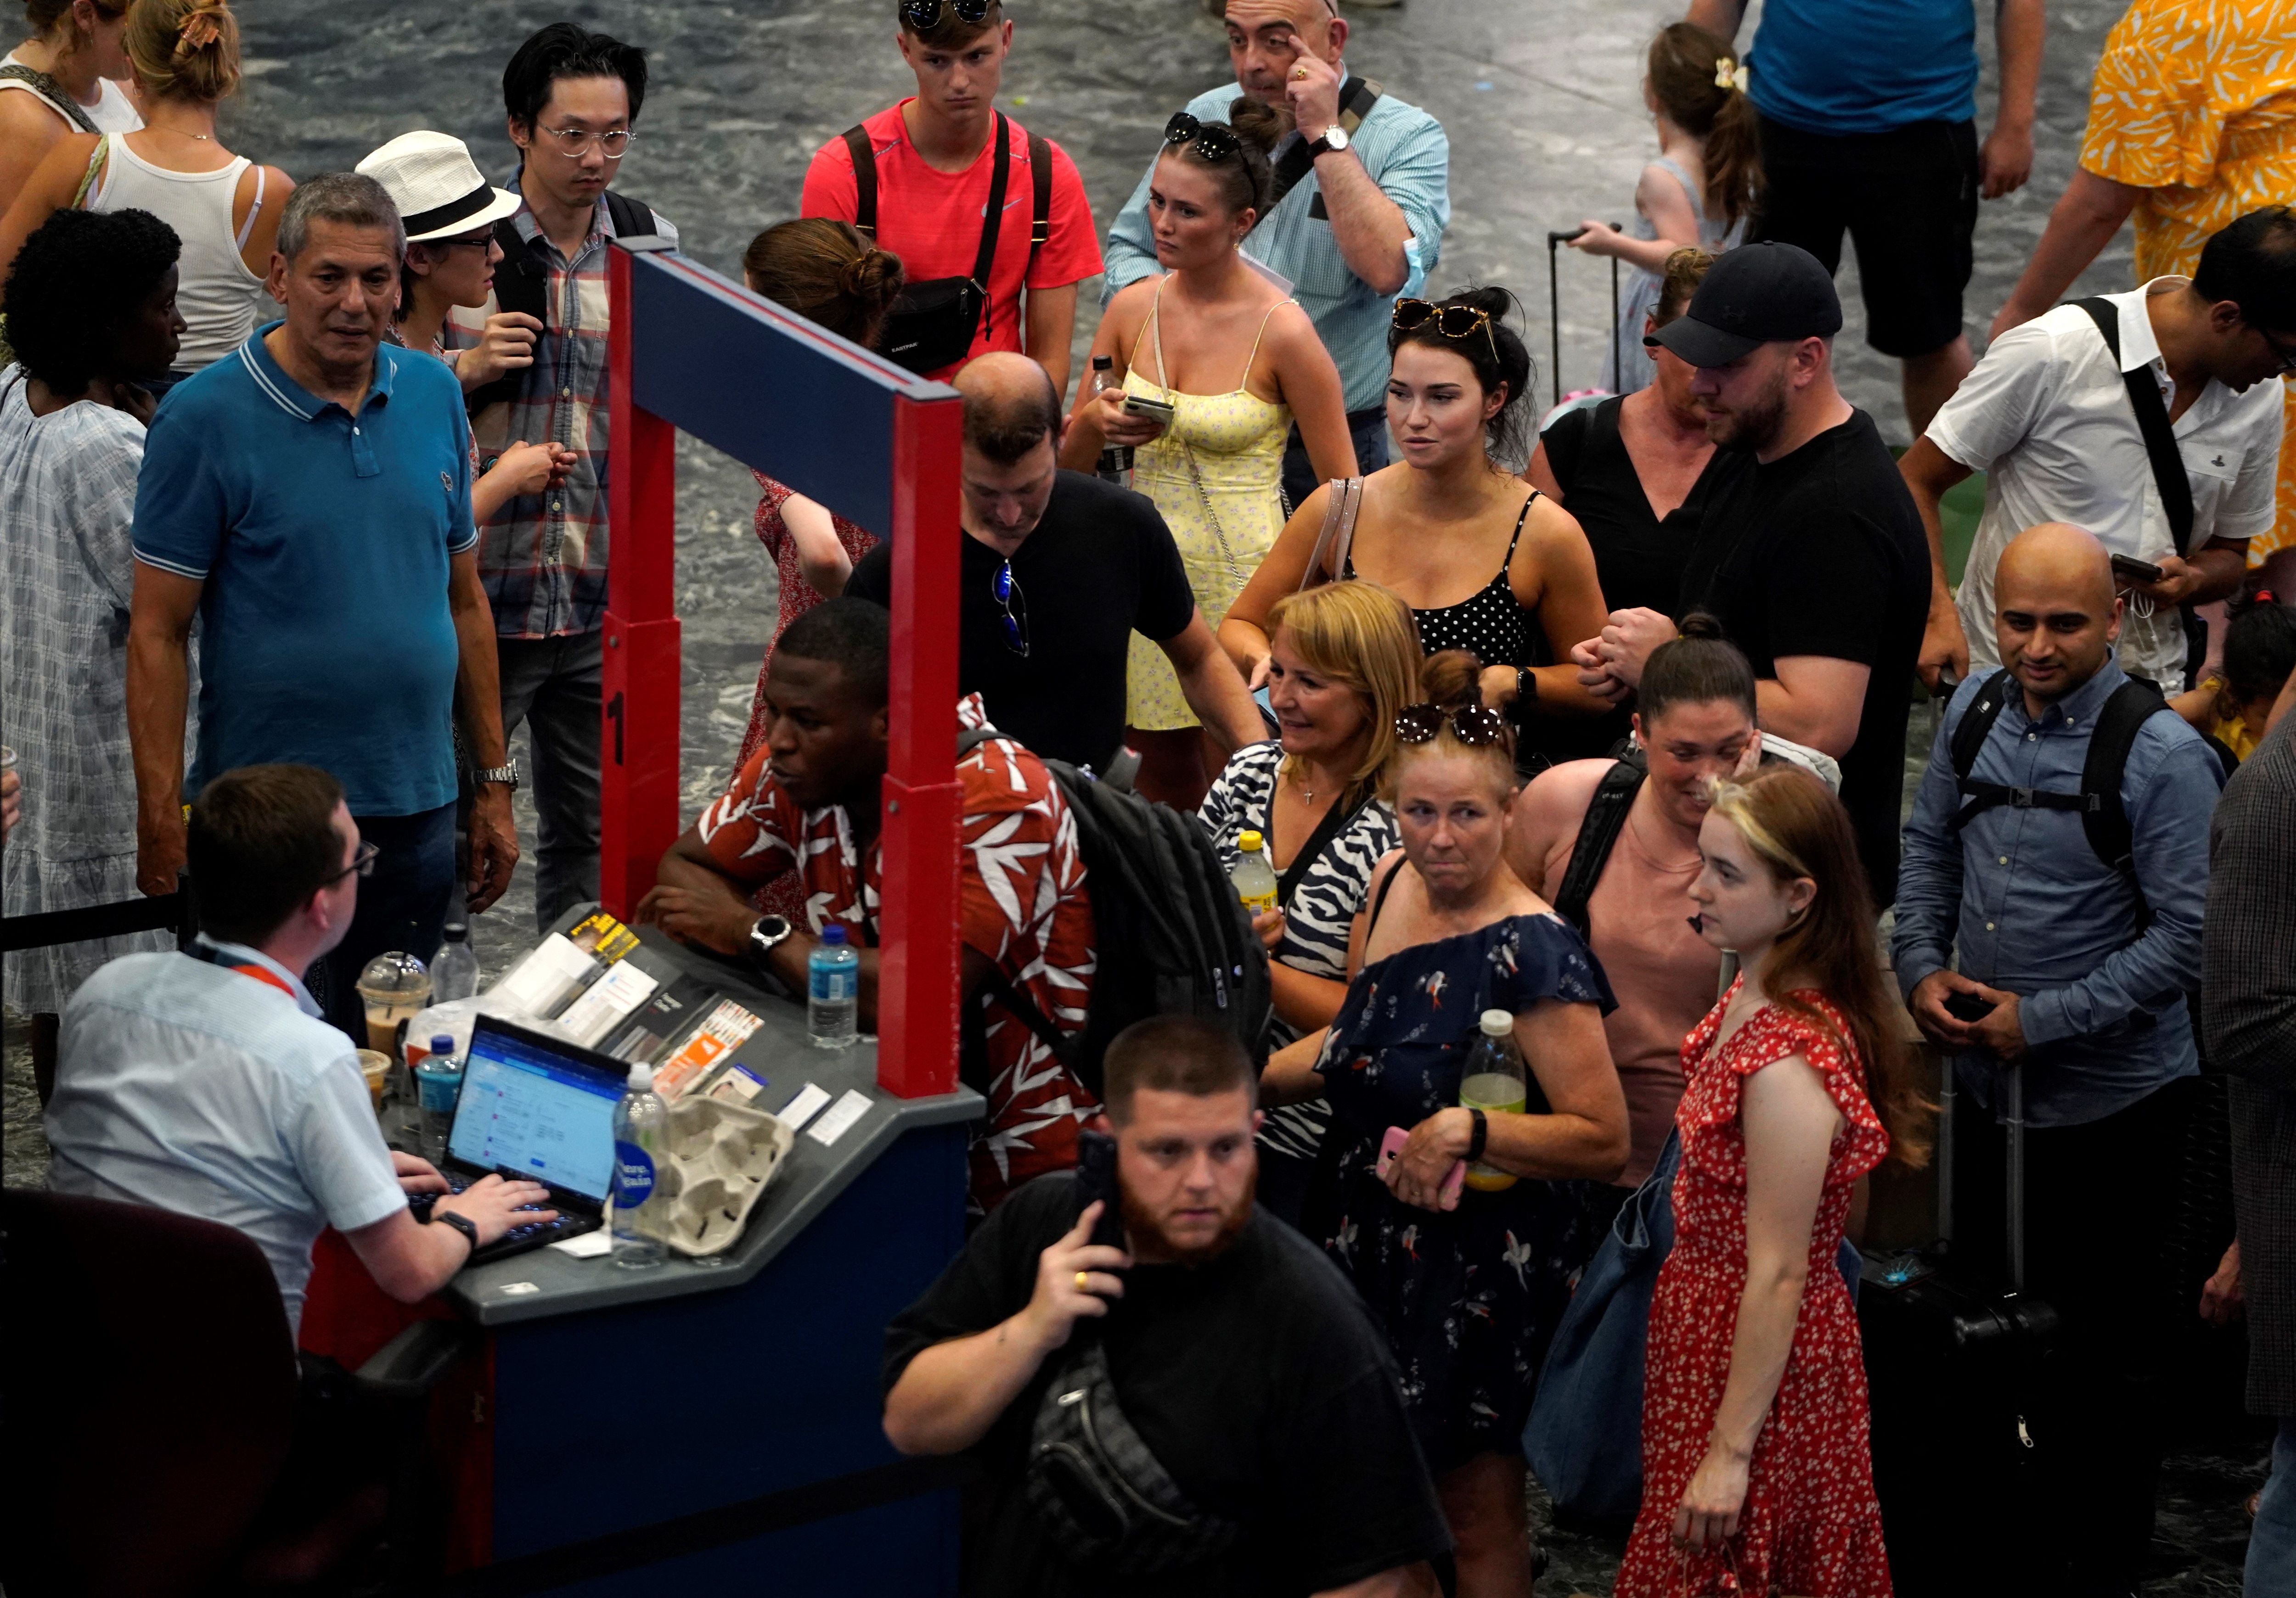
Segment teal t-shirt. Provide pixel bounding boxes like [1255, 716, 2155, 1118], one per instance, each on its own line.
[1748, 0, 1979, 135]
[133, 327, 474, 816]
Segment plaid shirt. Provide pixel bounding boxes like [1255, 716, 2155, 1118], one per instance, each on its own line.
[446, 190, 678, 639]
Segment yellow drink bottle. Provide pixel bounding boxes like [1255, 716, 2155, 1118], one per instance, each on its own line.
[1460, 1008, 1527, 1192]
[1230, 829, 1278, 915]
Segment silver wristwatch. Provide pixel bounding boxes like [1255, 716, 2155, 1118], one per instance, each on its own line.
[472, 760, 520, 791]
[748, 914, 795, 970]
[1308, 123, 1351, 157]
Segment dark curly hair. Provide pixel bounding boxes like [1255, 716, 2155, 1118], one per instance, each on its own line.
[1387, 286, 1537, 466]
[3, 207, 181, 393]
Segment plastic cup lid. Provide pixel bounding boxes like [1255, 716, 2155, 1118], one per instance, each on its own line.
[356, 950, 430, 996]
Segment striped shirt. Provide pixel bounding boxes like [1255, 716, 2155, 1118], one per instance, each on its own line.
[1199, 741, 1400, 1166]
[445, 189, 678, 640]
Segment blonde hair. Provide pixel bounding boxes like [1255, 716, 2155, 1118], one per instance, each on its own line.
[1263, 581, 1424, 807]
[126, 0, 239, 105]
[1395, 647, 1518, 801]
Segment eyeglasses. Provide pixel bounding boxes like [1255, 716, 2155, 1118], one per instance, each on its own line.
[1392, 297, 1501, 366]
[1394, 702, 1509, 747]
[325, 840, 380, 886]
[2261, 328, 2296, 376]
[437, 230, 495, 252]
[992, 559, 1029, 657]
[535, 124, 634, 159]
[902, 0, 993, 28]
[1162, 112, 1240, 164]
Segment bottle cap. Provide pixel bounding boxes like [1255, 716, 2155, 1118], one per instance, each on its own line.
[443, 922, 468, 942]
[1238, 830, 1264, 853]
[1092, 353, 1114, 369]
[627, 1061, 654, 1092]
[1480, 1009, 1512, 1036]
[430, 1034, 455, 1054]
[822, 923, 849, 946]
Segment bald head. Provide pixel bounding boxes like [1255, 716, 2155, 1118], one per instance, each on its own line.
[956, 351, 1061, 466]
[1223, 0, 1343, 104]
[1993, 522, 2123, 708]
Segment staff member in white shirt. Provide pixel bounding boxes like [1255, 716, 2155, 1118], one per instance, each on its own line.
[1903, 206, 2292, 693]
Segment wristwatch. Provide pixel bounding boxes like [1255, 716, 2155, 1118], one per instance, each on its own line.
[748, 914, 795, 971]
[1307, 123, 1351, 158]
[432, 1208, 480, 1257]
[1513, 666, 1536, 718]
[472, 759, 520, 791]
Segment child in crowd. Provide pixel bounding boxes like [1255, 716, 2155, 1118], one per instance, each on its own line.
[1565, 22, 1761, 396]
[2174, 592, 2296, 765]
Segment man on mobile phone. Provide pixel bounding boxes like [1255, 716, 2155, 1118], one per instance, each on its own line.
[882, 1015, 1449, 1597]
[1891, 522, 2223, 1591]
[1901, 207, 2293, 694]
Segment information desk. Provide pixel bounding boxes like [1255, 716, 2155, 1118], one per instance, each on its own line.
[364, 915, 982, 1595]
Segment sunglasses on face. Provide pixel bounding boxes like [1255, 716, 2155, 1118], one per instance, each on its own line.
[992, 559, 1029, 658]
[903, 0, 993, 29]
[1395, 702, 1509, 747]
[1162, 111, 1240, 163]
[1391, 297, 1501, 365]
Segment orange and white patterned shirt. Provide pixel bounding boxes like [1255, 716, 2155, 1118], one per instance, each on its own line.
[2079, 0, 2296, 559]
[695, 694, 1097, 1211]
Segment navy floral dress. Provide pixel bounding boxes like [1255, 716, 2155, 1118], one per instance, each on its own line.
[1307, 912, 1616, 1474]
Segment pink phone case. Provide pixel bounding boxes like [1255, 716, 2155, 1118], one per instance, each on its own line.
[1376, 1126, 1464, 1210]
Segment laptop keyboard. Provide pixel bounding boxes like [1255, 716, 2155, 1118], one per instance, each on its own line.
[420, 1172, 599, 1256]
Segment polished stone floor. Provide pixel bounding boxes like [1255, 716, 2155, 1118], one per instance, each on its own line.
[6, 0, 2266, 1589]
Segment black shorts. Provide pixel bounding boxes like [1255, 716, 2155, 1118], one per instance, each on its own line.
[1752, 114, 1979, 359]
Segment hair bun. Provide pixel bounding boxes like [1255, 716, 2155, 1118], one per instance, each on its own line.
[1225, 95, 1287, 157]
[841, 246, 905, 312]
[1445, 285, 1516, 323]
[1676, 610, 1727, 642]
[1418, 648, 1486, 709]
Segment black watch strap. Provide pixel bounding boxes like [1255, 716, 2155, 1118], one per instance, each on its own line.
[1464, 1107, 1488, 1165]
[433, 1209, 480, 1256]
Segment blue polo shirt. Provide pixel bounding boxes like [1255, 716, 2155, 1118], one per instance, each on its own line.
[1748, 0, 1979, 135]
[133, 326, 475, 817]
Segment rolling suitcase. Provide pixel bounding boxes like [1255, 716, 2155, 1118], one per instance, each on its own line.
[1857, 1062, 2060, 1594]
[1545, 226, 1623, 408]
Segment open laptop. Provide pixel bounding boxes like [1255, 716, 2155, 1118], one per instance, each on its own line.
[416, 1014, 626, 1265]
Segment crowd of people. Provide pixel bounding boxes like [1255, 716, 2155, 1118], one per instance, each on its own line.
[3, 0, 2294, 1594]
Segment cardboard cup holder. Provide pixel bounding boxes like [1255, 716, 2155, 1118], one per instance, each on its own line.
[647, 1094, 794, 1258]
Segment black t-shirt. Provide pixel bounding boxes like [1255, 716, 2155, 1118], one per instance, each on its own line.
[1676, 409, 1928, 906]
[882, 1173, 1452, 1598]
[846, 471, 1197, 773]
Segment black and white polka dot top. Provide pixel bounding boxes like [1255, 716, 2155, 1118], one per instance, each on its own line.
[1348, 491, 1539, 670]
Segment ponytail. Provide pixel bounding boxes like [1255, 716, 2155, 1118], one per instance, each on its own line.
[1645, 21, 1765, 229]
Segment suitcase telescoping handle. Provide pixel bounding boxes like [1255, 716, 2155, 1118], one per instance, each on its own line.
[2003, 1061, 2027, 1294]
[1544, 226, 1625, 409]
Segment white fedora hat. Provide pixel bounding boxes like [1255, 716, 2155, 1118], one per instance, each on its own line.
[356, 129, 523, 243]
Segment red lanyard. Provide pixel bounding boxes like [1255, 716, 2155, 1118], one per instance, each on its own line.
[190, 942, 297, 998]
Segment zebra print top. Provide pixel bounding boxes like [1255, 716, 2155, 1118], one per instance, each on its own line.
[1199, 741, 1401, 1166]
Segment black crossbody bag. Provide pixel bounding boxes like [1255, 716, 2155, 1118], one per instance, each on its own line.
[847, 112, 1052, 374]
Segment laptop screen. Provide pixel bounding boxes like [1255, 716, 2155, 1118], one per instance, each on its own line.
[448, 1020, 624, 1204]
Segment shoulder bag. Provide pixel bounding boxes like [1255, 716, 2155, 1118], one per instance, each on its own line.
[1295, 475, 1365, 591]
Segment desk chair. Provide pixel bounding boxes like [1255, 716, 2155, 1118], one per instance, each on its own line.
[1, 1190, 469, 1597]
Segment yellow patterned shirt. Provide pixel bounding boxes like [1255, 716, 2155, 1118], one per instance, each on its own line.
[2080, 0, 2296, 559]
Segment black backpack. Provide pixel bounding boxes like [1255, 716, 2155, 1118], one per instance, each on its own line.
[1944, 667, 2172, 921]
[464, 188, 659, 416]
[956, 728, 1270, 1101]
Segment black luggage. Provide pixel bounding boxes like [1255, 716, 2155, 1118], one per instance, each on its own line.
[1857, 1063, 2060, 1594]
[1545, 226, 1623, 407]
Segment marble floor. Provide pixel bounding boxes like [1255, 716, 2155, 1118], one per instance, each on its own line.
[4, 0, 2268, 1589]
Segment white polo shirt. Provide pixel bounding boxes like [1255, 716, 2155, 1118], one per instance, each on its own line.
[46, 939, 407, 1337]
[1930, 278, 2284, 694]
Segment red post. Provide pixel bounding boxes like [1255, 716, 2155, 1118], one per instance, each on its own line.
[601, 247, 682, 920]
[876, 392, 965, 1099]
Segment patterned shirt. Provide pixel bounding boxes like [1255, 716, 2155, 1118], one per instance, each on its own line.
[694, 695, 1098, 1211]
[445, 189, 679, 639]
[1199, 741, 1398, 1168]
[2078, 0, 2296, 558]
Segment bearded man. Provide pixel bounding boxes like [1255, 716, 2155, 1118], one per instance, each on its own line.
[881, 1014, 1452, 1597]
[1570, 240, 1930, 906]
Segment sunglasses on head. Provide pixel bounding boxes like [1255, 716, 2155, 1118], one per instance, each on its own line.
[1395, 702, 1509, 747]
[1162, 111, 1240, 163]
[901, 0, 992, 29]
[1391, 297, 1501, 365]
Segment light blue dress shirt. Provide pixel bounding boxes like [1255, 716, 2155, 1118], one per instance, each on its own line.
[47, 937, 408, 1336]
[1891, 662, 2224, 1127]
[1103, 79, 1450, 415]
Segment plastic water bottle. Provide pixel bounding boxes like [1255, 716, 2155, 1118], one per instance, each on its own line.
[1229, 829, 1279, 916]
[431, 921, 480, 1002]
[414, 1034, 463, 1162]
[1091, 354, 1132, 484]
[612, 1061, 669, 1268]
[1459, 1009, 1527, 1193]
[809, 923, 860, 1049]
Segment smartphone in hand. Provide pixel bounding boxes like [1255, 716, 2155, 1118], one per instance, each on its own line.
[1074, 1129, 1128, 1250]
[1377, 1125, 1463, 1210]
[1944, 991, 1998, 1025]
[2110, 552, 2166, 587]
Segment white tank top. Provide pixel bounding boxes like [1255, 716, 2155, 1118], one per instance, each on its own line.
[90, 133, 266, 371]
[0, 50, 141, 134]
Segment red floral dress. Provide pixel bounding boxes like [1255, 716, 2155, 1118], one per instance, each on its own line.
[1615, 981, 1893, 1598]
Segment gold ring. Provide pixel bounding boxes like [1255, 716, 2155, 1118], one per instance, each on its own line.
[1074, 1271, 1091, 1290]
[1293, 67, 1310, 78]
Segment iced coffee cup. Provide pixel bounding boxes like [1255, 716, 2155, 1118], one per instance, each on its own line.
[355, 951, 432, 1060]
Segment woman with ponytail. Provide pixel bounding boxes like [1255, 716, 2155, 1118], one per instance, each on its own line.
[1564, 21, 1759, 395]
[2, 0, 140, 215]
[0, 0, 290, 387]
[1615, 763, 1926, 1597]
[1264, 647, 1627, 1592]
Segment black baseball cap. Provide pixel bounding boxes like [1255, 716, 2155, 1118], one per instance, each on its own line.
[1651, 241, 1844, 367]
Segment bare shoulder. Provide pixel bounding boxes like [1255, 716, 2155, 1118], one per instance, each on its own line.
[1517, 757, 1613, 832]
[0, 89, 68, 149]
[1105, 275, 1162, 324]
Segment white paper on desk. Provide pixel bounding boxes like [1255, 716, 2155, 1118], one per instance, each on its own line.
[775, 1082, 832, 1133]
[551, 1229, 614, 1258]
[806, 1088, 873, 1147]
[556, 959, 660, 1046]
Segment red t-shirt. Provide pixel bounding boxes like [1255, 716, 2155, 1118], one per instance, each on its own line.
[801, 102, 1103, 376]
